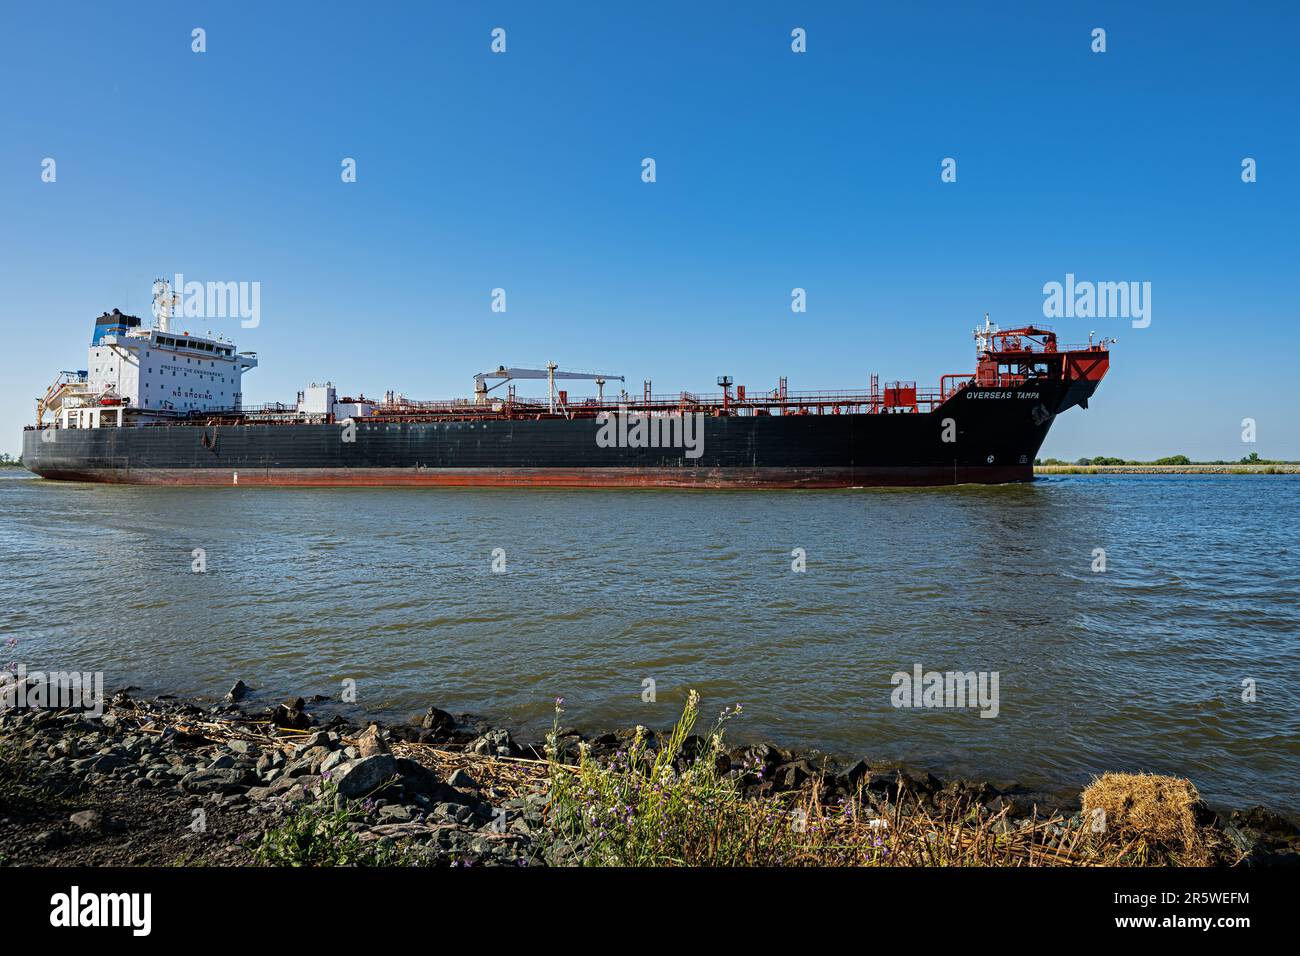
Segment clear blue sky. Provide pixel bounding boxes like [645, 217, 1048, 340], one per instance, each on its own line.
[3, 1, 1297, 460]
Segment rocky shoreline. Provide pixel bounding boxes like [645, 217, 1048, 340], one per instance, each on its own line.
[2, 687, 1297, 867]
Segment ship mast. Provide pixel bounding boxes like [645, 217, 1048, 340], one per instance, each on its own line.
[152, 278, 179, 333]
[974, 312, 998, 354]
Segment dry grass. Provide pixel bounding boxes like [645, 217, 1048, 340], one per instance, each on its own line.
[1082, 772, 1234, 866]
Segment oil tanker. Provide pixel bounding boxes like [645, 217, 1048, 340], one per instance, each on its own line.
[22, 295, 1110, 488]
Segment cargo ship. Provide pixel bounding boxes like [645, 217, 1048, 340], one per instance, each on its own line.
[22, 288, 1111, 488]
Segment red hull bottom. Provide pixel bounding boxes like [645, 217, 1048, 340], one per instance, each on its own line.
[31, 465, 1034, 488]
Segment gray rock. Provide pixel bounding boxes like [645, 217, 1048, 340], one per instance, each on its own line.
[432, 802, 473, 824]
[302, 730, 334, 751]
[395, 757, 456, 802]
[227, 739, 253, 756]
[281, 758, 318, 779]
[225, 680, 249, 702]
[333, 754, 397, 799]
[378, 804, 413, 823]
[35, 830, 69, 850]
[179, 768, 250, 795]
[467, 728, 519, 757]
[282, 784, 312, 804]
[356, 724, 388, 757]
[447, 768, 479, 790]
[270, 700, 311, 730]
[319, 750, 348, 775]
[261, 775, 301, 797]
[70, 809, 103, 831]
[421, 705, 455, 733]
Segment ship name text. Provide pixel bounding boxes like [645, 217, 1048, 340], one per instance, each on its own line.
[965, 390, 1040, 400]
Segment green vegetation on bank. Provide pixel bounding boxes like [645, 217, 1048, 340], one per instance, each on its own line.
[0, 454, 23, 467]
[1036, 452, 1294, 466]
[252, 781, 398, 866]
[542, 693, 1225, 867]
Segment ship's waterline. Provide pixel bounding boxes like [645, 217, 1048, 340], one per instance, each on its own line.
[3, 472, 1297, 812]
[18, 464, 1032, 488]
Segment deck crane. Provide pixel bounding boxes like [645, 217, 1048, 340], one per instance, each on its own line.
[473, 363, 625, 413]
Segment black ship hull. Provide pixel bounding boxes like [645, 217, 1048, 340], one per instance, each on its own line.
[22, 379, 1097, 488]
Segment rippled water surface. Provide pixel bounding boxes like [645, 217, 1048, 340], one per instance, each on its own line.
[3, 471, 1297, 810]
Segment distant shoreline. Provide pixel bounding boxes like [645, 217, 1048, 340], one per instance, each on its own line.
[1035, 464, 1300, 475]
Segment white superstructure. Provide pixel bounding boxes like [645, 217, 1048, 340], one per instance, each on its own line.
[36, 281, 387, 429]
[37, 292, 258, 429]
[88, 317, 257, 413]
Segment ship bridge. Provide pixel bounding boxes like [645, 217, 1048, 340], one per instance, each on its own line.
[36, 282, 259, 428]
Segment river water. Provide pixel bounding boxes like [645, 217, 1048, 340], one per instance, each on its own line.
[3, 471, 1296, 811]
